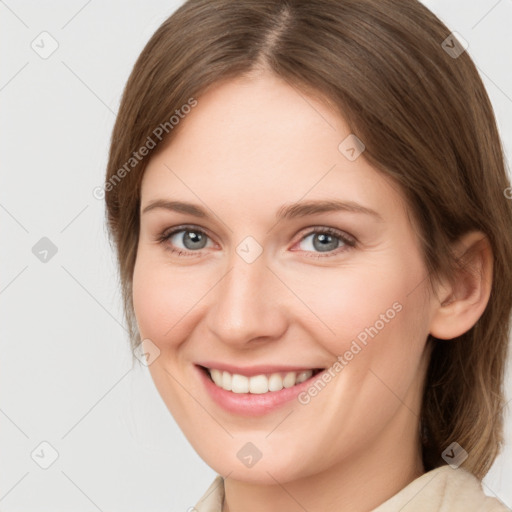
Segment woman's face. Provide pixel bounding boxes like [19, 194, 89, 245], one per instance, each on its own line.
[133, 71, 437, 484]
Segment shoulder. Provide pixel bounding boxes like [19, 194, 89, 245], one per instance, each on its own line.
[373, 465, 510, 512]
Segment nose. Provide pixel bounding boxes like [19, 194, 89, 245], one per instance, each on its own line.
[206, 249, 288, 348]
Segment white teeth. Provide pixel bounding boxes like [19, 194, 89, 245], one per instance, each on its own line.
[268, 373, 284, 392]
[296, 371, 311, 384]
[222, 371, 232, 391]
[207, 368, 314, 394]
[283, 372, 296, 388]
[248, 374, 268, 394]
[210, 368, 223, 386]
[231, 374, 249, 394]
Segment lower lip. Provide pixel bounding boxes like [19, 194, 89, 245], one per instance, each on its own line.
[196, 365, 321, 416]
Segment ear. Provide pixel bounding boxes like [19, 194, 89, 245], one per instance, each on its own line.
[429, 231, 493, 340]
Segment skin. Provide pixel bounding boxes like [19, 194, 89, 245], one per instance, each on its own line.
[132, 69, 493, 512]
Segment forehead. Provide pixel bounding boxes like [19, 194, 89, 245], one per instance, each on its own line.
[141, 73, 407, 223]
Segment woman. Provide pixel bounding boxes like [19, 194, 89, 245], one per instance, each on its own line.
[104, 0, 512, 510]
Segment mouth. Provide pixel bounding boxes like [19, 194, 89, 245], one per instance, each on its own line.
[198, 365, 324, 394]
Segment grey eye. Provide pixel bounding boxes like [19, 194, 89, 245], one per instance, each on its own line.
[299, 232, 343, 253]
[170, 229, 209, 250]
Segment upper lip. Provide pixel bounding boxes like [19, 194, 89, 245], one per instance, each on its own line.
[196, 362, 323, 377]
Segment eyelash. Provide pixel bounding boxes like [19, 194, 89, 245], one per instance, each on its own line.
[156, 224, 357, 259]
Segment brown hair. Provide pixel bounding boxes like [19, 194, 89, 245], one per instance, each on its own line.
[104, 0, 512, 480]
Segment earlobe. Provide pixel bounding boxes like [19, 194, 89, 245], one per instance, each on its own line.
[428, 231, 493, 340]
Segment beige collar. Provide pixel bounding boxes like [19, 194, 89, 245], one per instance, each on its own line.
[193, 465, 509, 512]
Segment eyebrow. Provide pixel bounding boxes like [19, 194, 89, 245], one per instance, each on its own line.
[141, 198, 383, 221]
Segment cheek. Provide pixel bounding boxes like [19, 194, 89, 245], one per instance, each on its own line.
[289, 254, 426, 359]
[132, 255, 179, 344]
[132, 251, 214, 350]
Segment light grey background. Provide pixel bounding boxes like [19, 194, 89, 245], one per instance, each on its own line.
[1, 1, 511, 510]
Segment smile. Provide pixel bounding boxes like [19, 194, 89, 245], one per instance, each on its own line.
[203, 367, 324, 394]
[196, 363, 327, 416]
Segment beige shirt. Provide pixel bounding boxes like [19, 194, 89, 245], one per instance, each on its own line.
[193, 465, 510, 511]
